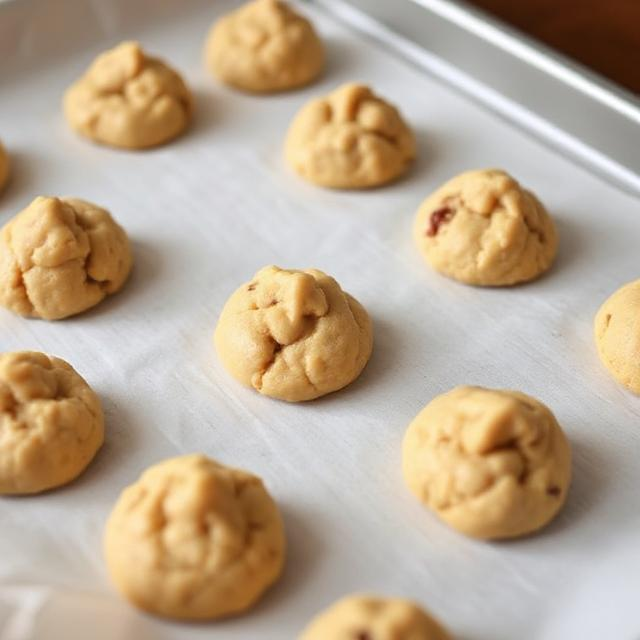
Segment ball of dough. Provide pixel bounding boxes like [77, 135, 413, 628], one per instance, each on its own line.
[214, 265, 373, 402]
[0, 140, 9, 194]
[0, 196, 132, 320]
[285, 83, 416, 189]
[204, 0, 324, 93]
[594, 279, 640, 394]
[299, 595, 452, 640]
[0, 351, 104, 495]
[413, 169, 558, 286]
[402, 386, 571, 540]
[64, 41, 192, 149]
[104, 454, 286, 620]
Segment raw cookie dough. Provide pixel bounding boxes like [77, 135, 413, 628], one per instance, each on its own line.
[0, 351, 104, 495]
[413, 169, 558, 286]
[594, 279, 640, 394]
[0, 140, 9, 193]
[402, 386, 571, 540]
[214, 265, 373, 402]
[285, 83, 416, 189]
[104, 454, 285, 620]
[64, 41, 192, 149]
[299, 595, 452, 640]
[0, 196, 132, 320]
[205, 0, 324, 93]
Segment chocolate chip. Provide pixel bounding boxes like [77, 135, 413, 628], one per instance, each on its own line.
[547, 486, 561, 497]
[426, 206, 454, 237]
[354, 632, 372, 640]
[247, 283, 257, 291]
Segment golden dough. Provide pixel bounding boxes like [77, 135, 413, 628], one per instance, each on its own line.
[64, 41, 192, 149]
[104, 454, 285, 620]
[402, 386, 571, 540]
[214, 266, 373, 402]
[285, 83, 416, 189]
[594, 279, 640, 394]
[205, 0, 324, 93]
[414, 169, 557, 286]
[299, 594, 452, 640]
[0, 351, 104, 495]
[0, 196, 132, 320]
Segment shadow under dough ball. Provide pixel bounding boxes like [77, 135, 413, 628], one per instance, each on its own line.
[285, 83, 416, 189]
[414, 168, 558, 286]
[402, 386, 572, 540]
[204, 0, 325, 93]
[594, 278, 640, 394]
[104, 454, 286, 620]
[299, 594, 452, 640]
[0, 196, 132, 320]
[0, 351, 104, 495]
[64, 41, 192, 149]
[214, 265, 373, 402]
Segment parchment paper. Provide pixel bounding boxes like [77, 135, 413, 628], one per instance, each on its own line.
[1, 1, 639, 638]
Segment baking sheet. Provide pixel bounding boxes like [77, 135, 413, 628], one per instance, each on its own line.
[334, 0, 640, 198]
[1, 1, 640, 639]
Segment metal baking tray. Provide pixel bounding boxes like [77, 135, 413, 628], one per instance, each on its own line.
[322, 0, 640, 197]
[1, 1, 639, 639]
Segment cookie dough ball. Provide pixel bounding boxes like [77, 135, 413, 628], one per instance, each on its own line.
[64, 41, 192, 149]
[0, 351, 104, 494]
[0, 196, 132, 320]
[285, 83, 416, 189]
[205, 0, 324, 93]
[402, 386, 571, 540]
[214, 265, 373, 402]
[300, 595, 452, 640]
[104, 454, 285, 620]
[414, 169, 557, 286]
[0, 140, 9, 194]
[594, 279, 640, 393]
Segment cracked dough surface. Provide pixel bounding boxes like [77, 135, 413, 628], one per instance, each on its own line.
[205, 0, 324, 93]
[402, 386, 571, 540]
[594, 279, 640, 394]
[0, 140, 9, 194]
[214, 265, 373, 402]
[0, 196, 132, 320]
[299, 594, 452, 640]
[0, 351, 104, 495]
[64, 41, 192, 149]
[104, 454, 285, 620]
[285, 83, 416, 189]
[414, 169, 558, 286]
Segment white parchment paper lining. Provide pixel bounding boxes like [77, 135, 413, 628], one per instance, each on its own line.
[1, 1, 639, 638]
